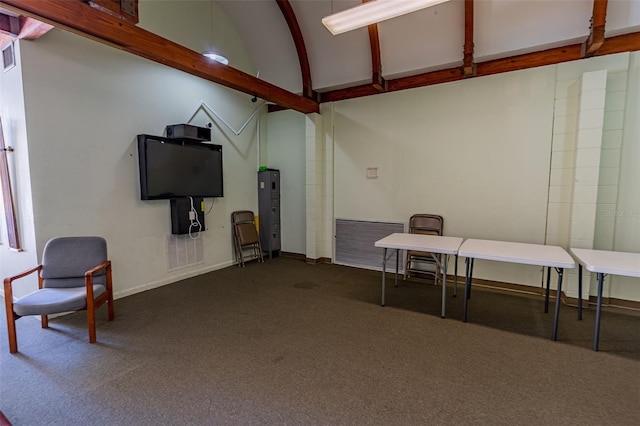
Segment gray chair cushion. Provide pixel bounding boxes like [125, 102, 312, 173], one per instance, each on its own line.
[41, 237, 107, 287]
[13, 285, 107, 316]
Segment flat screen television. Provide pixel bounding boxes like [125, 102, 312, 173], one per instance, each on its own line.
[137, 134, 223, 200]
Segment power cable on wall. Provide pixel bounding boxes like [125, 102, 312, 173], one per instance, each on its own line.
[185, 99, 265, 136]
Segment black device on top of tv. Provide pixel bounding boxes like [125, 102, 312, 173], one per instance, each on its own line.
[165, 124, 211, 142]
[137, 134, 223, 200]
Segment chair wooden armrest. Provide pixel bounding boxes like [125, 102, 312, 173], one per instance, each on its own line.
[84, 260, 112, 300]
[4, 265, 43, 298]
[83, 260, 114, 339]
[4, 265, 44, 353]
[4, 264, 42, 285]
[84, 260, 110, 277]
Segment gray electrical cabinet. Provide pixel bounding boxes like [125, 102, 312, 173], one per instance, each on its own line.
[258, 169, 281, 258]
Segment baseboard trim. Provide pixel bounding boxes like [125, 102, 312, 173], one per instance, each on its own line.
[113, 260, 234, 300]
[306, 257, 332, 265]
[562, 294, 640, 315]
[281, 252, 306, 261]
[460, 277, 640, 314]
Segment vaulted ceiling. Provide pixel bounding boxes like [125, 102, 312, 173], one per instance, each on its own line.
[2, 0, 640, 114]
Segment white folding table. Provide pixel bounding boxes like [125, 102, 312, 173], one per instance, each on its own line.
[458, 239, 575, 341]
[374, 233, 464, 318]
[570, 248, 640, 351]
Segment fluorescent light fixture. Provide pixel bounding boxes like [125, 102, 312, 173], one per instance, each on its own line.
[322, 0, 450, 35]
[203, 51, 229, 65]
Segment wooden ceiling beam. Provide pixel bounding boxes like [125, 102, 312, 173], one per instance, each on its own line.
[388, 68, 463, 92]
[320, 82, 383, 103]
[85, 0, 138, 24]
[275, 0, 317, 101]
[596, 31, 640, 56]
[368, 23, 386, 92]
[462, 0, 475, 77]
[326, 31, 640, 103]
[476, 44, 584, 77]
[362, 0, 386, 92]
[585, 0, 608, 57]
[324, 42, 588, 102]
[0, 0, 319, 114]
[3, 0, 640, 111]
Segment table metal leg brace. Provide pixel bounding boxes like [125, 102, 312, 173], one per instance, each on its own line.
[578, 266, 608, 351]
[380, 247, 399, 306]
[552, 267, 564, 341]
[453, 254, 458, 297]
[593, 272, 606, 351]
[463, 257, 474, 322]
[544, 267, 551, 313]
[430, 253, 449, 318]
[578, 264, 583, 320]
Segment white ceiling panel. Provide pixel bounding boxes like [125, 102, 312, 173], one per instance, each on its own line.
[292, 0, 372, 91]
[218, 0, 302, 93]
[607, 0, 640, 36]
[379, 0, 465, 78]
[475, 0, 592, 60]
[136, 1, 640, 101]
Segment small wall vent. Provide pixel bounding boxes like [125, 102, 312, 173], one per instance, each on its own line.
[166, 234, 203, 271]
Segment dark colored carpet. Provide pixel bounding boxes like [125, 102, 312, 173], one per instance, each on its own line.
[1, 257, 639, 425]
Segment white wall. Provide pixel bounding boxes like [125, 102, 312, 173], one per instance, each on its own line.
[0, 40, 38, 298]
[266, 110, 306, 255]
[547, 52, 640, 301]
[332, 66, 557, 286]
[275, 55, 639, 301]
[1, 26, 261, 299]
[138, 0, 254, 75]
[2, 11, 638, 303]
[612, 51, 640, 301]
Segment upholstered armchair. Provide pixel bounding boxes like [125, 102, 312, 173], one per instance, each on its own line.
[3, 236, 114, 353]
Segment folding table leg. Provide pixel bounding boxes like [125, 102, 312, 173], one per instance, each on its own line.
[578, 264, 583, 320]
[463, 258, 474, 322]
[544, 266, 551, 313]
[552, 267, 563, 341]
[593, 273, 606, 351]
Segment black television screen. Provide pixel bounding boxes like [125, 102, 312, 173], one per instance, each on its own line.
[137, 134, 223, 200]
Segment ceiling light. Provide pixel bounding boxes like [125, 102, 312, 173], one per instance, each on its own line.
[203, 51, 229, 65]
[203, 2, 228, 65]
[322, 0, 450, 35]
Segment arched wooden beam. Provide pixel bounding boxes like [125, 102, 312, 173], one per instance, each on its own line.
[585, 0, 608, 56]
[321, 31, 640, 102]
[275, 0, 316, 100]
[0, 0, 319, 114]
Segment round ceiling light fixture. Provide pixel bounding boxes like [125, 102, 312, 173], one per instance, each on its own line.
[202, 51, 229, 65]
